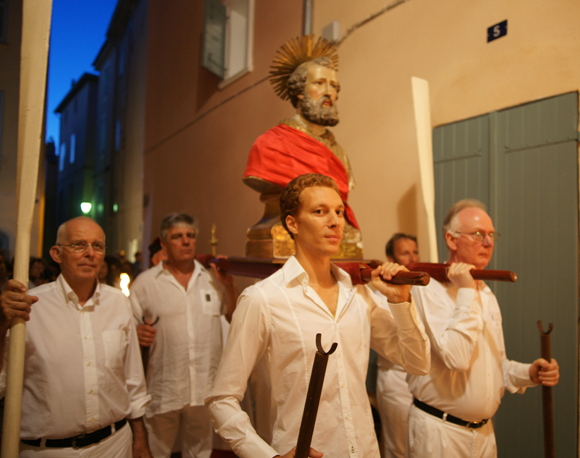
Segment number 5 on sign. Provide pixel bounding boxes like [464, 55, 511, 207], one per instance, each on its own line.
[487, 20, 507, 42]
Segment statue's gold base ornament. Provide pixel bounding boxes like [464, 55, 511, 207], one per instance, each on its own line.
[244, 35, 363, 259]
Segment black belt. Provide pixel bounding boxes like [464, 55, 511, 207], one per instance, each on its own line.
[413, 398, 489, 429]
[22, 417, 127, 448]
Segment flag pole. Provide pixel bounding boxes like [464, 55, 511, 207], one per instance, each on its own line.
[1, 1, 53, 456]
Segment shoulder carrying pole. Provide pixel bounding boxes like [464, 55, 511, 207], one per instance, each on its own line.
[538, 321, 555, 458]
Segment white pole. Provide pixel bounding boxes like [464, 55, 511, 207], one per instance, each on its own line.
[411, 77, 438, 263]
[1, 1, 52, 456]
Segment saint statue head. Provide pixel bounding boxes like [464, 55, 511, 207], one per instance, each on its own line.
[270, 36, 339, 127]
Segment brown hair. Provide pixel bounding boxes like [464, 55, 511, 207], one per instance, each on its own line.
[280, 173, 340, 239]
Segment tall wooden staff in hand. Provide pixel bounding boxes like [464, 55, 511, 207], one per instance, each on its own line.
[538, 321, 555, 458]
[1, 1, 53, 457]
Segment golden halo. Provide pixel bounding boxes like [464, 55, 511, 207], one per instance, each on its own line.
[269, 35, 339, 101]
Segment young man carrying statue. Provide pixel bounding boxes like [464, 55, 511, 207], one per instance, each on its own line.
[206, 173, 430, 458]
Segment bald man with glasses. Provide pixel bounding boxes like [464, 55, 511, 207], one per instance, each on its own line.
[405, 199, 560, 458]
[0, 216, 152, 457]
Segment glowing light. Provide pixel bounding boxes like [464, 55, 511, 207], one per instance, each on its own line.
[80, 202, 92, 214]
[113, 203, 119, 212]
[120, 273, 131, 296]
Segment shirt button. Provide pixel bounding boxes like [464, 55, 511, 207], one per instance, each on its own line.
[85, 336, 89, 339]
[88, 390, 93, 394]
[87, 362, 91, 366]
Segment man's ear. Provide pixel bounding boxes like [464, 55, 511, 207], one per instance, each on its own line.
[445, 231, 458, 252]
[285, 215, 299, 237]
[49, 245, 62, 264]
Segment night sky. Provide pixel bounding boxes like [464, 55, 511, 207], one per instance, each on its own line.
[46, 0, 118, 146]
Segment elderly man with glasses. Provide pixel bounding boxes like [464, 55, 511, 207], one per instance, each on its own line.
[405, 199, 560, 458]
[0, 216, 152, 457]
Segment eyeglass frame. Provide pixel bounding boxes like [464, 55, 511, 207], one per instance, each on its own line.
[56, 242, 106, 254]
[450, 231, 500, 243]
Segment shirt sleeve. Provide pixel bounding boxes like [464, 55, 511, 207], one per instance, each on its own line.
[204, 286, 278, 458]
[129, 278, 145, 327]
[369, 288, 430, 376]
[122, 297, 151, 418]
[414, 285, 484, 373]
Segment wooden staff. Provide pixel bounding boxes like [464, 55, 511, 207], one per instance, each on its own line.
[537, 321, 555, 458]
[407, 262, 517, 283]
[196, 255, 430, 286]
[295, 334, 338, 458]
[2, 2, 53, 457]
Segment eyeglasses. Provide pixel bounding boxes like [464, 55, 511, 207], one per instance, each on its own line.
[452, 231, 500, 243]
[57, 242, 106, 254]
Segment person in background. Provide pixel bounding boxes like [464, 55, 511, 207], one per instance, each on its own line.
[131, 213, 238, 458]
[376, 233, 420, 458]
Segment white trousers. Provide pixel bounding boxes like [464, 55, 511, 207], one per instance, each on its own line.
[146, 405, 212, 458]
[406, 404, 497, 458]
[19, 420, 132, 458]
[376, 367, 412, 458]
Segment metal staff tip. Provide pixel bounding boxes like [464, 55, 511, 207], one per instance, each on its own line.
[316, 333, 338, 356]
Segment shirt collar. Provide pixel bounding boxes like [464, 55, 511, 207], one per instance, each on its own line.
[56, 274, 101, 309]
[157, 259, 206, 287]
[282, 256, 354, 289]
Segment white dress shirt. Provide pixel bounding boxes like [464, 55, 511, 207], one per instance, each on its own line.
[0, 274, 150, 440]
[130, 260, 224, 416]
[205, 256, 430, 458]
[408, 279, 534, 421]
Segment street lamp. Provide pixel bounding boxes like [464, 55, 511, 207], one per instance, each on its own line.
[80, 202, 92, 214]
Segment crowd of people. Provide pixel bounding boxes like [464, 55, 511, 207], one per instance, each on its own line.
[0, 41, 561, 458]
[0, 175, 561, 458]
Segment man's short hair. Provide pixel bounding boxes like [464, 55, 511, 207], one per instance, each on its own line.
[385, 233, 418, 260]
[287, 57, 339, 108]
[159, 213, 198, 242]
[280, 173, 340, 239]
[442, 199, 487, 234]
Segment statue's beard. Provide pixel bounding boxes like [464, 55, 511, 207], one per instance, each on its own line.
[300, 94, 339, 127]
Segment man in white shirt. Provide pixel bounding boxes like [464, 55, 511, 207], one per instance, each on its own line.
[406, 199, 560, 458]
[206, 173, 430, 458]
[0, 216, 151, 457]
[131, 213, 238, 458]
[376, 233, 420, 458]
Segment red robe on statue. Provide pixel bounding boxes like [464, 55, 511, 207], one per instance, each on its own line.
[243, 124, 359, 229]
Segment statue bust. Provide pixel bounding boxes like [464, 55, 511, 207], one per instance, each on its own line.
[243, 36, 362, 259]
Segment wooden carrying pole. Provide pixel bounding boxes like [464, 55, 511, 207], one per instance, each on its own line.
[537, 321, 555, 458]
[407, 262, 517, 283]
[1, 1, 53, 457]
[196, 255, 431, 286]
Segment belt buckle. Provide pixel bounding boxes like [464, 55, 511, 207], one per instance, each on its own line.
[71, 434, 87, 449]
[466, 419, 486, 429]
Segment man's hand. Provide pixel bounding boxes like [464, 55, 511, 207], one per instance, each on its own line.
[446, 262, 477, 289]
[371, 262, 412, 304]
[137, 319, 157, 347]
[0, 279, 38, 327]
[276, 446, 324, 458]
[129, 417, 153, 458]
[209, 256, 235, 287]
[530, 358, 560, 386]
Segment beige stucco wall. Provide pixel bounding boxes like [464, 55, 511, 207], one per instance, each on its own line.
[312, 0, 580, 260]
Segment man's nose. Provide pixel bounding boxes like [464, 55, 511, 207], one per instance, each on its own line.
[482, 235, 494, 246]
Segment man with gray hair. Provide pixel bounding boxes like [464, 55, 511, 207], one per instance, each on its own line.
[130, 212, 238, 458]
[406, 199, 560, 457]
[0, 216, 151, 457]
